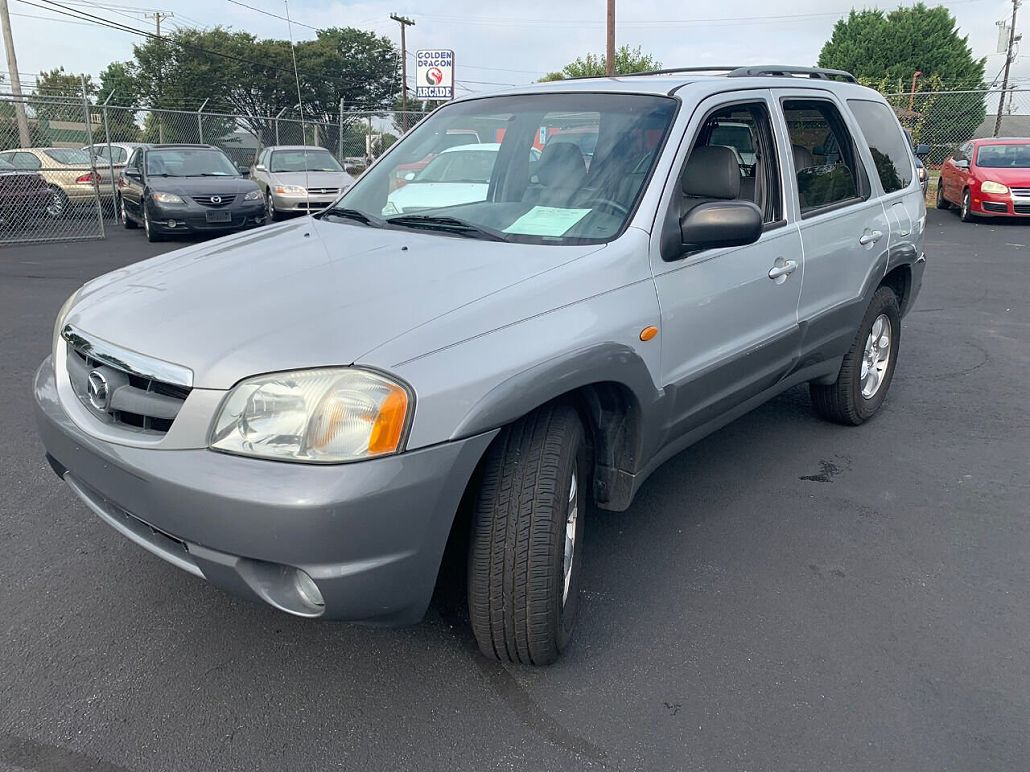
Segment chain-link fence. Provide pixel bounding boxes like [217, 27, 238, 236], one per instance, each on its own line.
[0, 93, 107, 245]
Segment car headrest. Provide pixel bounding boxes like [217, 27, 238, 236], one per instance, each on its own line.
[537, 142, 586, 187]
[682, 145, 740, 199]
[792, 144, 815, 172]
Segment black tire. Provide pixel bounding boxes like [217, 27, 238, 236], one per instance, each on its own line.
[935, 181, 950, 210]
[120, 196, 138, 229]
[143, 205, 163, 242]
[45, 186, 69, 219]
[960, 189, 975, 222]
[265, 191, 280, 222]
[810, 286, 901, 426]
[468, 403, 587, 666]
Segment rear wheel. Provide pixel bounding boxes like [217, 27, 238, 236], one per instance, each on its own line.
[960, 189, 975, 222]
[468, 403, 586, 666]
[45, 186, 69, 218]
[935, 181, 950, 210]
[810, 286, 901, 426]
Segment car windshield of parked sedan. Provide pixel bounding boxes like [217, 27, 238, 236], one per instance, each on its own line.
[43, 148, 91, 165]
[270, 149, 343, 173]
[146, 148, 239, 177]
[331, 92, 678, 244]
[976, 144, 1030, 168]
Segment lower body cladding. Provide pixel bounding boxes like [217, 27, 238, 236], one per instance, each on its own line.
[34, 357, 497, 624]
[148, 202, 266, 235]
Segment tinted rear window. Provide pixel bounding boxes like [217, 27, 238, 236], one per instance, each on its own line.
[848, 100, 913, 193]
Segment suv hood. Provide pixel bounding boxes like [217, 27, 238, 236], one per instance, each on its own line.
[67, 218, 604, 389]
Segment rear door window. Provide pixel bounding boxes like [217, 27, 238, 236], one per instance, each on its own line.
[781, 99, 866, 216]
[847, 100, 913, 193]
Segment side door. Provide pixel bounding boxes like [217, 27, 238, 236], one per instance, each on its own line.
[773, 89, 891, 366]
[847, 97, 925, 270]
[649, 90, 805, 438]
[122, 149, 145, 215]
[946, 142, 971, 203]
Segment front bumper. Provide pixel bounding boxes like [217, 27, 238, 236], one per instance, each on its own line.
[34, 356, 496, 624]
[271, 192, 338, 213]
[148, 200, 266, 233]
[971, 190, 1030, 216]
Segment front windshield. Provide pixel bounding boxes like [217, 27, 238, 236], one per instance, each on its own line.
[270, 149, 343, 173]
[146, 148, 239, 177]
[333, 92, 678, 244]
[976, 144, 1030, 168]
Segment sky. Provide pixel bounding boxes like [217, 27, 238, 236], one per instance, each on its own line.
[3, 0, 1029, 98]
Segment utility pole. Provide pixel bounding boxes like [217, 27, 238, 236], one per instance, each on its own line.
[390, 13, 414, 132]
[0, 0, 31, 147]
[146, 11, 173, 143]
[606, 0, 616, 76]
[995, 0, 1021, 137]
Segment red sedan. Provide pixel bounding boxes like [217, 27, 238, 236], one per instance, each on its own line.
[937, 137, 1030, 221]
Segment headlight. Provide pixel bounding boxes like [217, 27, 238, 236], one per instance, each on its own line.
[981, 180, 1009, 194]
[52, 289, 79, 360]
[210, 368, 412, 463]
[244, 189, 262, 200]
[152, 191, 184, 204]
[274, 185, 306, 195]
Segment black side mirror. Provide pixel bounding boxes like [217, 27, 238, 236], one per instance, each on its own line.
[677, 201, 763, 255]
[914, 143, 930, 159]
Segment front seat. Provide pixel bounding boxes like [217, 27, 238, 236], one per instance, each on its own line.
[525, 142, 587, 206]
[680, 145, 741, 215]
[792, 144, 815, 173]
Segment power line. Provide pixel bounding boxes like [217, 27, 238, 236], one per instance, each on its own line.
[14, 0, 397, 107]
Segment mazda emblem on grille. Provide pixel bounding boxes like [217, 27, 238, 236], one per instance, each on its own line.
[210, 195, 222, 204]
[87, 369, 110, 411]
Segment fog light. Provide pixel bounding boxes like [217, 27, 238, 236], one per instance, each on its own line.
[293, 569, 324, 607]
[167, 220, 177, 228]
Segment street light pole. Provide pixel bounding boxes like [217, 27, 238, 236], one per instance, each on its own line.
[0, 0, 31, 147]
[390, 13, 415, 133]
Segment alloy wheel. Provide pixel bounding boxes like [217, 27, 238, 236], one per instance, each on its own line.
[562, 465, 579, 606]
[860, 314, 892, 399]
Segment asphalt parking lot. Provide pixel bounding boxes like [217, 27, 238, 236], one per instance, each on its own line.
[1, 210, 1028, 771]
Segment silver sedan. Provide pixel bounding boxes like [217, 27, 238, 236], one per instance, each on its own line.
[251, 145, 355, 219]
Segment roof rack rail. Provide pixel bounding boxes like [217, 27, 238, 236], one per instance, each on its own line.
[727, 66, 858, 83]
[567, 66, 741, 80]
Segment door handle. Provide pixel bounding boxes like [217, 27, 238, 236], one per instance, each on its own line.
[768, 258, 798, 281]
[859, 229, 884, 246]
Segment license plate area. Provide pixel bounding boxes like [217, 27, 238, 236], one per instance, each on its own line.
[206, 211, 232, 223]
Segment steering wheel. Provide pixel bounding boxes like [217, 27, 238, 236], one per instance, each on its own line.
[581, 197, 630, 217]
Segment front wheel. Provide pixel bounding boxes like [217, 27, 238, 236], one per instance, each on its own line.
[935, 181, 950, 210]
[120, 196, 137, 229]
[468, 403, 587, 666]
[810, 286, 901, 426]
[265, 191, 280, 222]
[143, 205, 163, 242]
[960, 189, 975, 222]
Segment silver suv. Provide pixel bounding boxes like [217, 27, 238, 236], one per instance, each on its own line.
[34, 66, 925, 665]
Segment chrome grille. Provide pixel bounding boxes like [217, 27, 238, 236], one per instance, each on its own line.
[306, 187, 339, 195]
[1009, 188, 1030, 197]
[62, 326, 193, 436]
[192, 194, 236, 207]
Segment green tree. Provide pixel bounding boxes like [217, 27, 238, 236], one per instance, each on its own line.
[30, 68, 98, 146]
[818, 4, 986, 150]
[541, 45, 661, 81]
[97, 62, 142, 142]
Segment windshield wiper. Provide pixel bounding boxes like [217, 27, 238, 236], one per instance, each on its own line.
[386, 214, 510, 242]
[320, 206, 386, 228]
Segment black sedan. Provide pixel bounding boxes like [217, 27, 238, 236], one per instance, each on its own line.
[118, 144, 265, 242]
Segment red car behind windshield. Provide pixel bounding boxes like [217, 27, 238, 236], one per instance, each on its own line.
[937, 137, 1030, 221]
